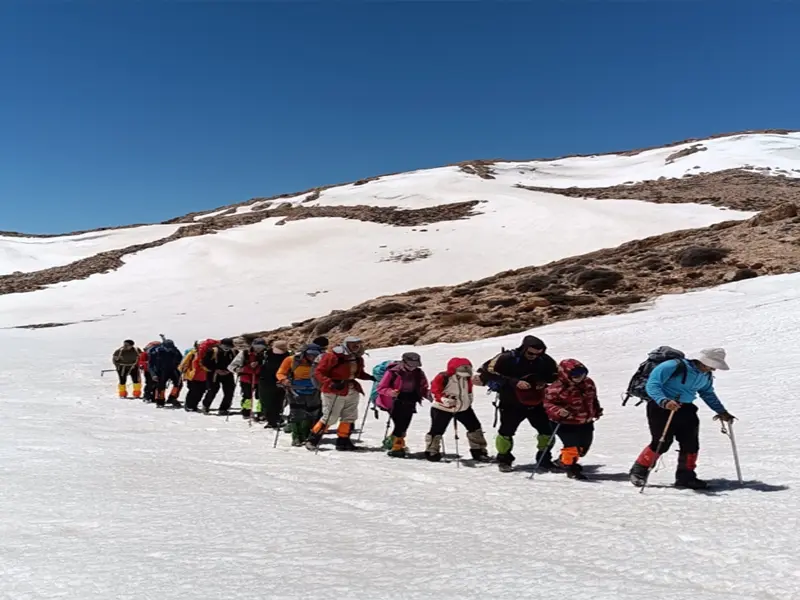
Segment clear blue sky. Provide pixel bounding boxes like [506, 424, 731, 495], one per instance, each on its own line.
[1, 1, 797, 234]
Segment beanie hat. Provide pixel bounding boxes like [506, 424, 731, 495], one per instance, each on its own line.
[521, 335, 546, 351]
[691, 348, 730, 371]
[312, 336, 329, 349]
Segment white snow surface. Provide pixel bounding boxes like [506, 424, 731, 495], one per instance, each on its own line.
[0, 224, 183, 276]
[1, 273, 799, 600]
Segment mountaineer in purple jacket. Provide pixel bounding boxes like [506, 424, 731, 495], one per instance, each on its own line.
[629, 348, 736, 490]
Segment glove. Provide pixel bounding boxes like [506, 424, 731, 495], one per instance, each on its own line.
[662, 399, 681, 411]
[556, 408, 571, 419]
[595, 407, 604, 419]
[714, 411, 736, 422]
[249, 362, 259, 369]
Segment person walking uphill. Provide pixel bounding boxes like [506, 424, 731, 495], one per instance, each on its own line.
[376, 352, 430, 458]
[112, 339, 142, 399]
[179, 341, 208, 412]
[426, 358, 490, 462]
[629, 348, 736, 490]
[307, 336, 375, 451]
[276, 344, 323, 446]
[230, 338, 267, 419]
[479, 335, 558, 473]
[544, 359, 603, 480]
[148, 339, 184, 408]
[201, 338, 237, 415]
[259, 340, 290, 427]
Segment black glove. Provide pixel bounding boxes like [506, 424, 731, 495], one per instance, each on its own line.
[713, 411, 736, 422]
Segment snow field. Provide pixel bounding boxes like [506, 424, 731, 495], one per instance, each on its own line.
[0, 224, 184, 276]
[1, 274, 799, 600]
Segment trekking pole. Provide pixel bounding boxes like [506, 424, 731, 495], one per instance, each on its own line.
[639, 408, 677, 494]
[101, 369, 115, 377]
[274, 389, 293, 448]
[529, 422, 561, 480]
[453, 398, 462, 469]
[357, 396, 375, 442]
[382, 414, 392, 448]
[316, 393, 341, 455]
[720, 420, 743, 484]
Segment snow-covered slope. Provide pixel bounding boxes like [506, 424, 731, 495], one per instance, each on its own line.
[2, 130, 799, 599]
[0, 224, 183, 276]
[2, 273, 798, 600]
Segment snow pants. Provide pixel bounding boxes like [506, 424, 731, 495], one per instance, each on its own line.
[496, 402, 553, 466]
[143, 370, 155, 401]
[203, 373, 236, 412]
[320, 390, 360, 426]
[258, 381, 286, 426]
[389, 395, 418, 438]
[154, 369, 182, 405]
[428, 406, 482, 436]
[184, 380, 206, 411]
[554, 422, 594, 465]
[634, 402, 701, 477]
[117, 365, 141, 385]
[288, 391, 322, 443]
[239, 381, 260, 416]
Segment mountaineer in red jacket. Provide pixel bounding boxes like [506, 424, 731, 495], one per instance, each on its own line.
[307, 336, 375, 451]
[544, 359, 603, 480]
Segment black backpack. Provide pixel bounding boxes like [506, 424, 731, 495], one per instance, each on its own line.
[623, 346, 688, 406]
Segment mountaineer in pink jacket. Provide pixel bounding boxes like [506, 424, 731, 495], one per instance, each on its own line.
[377, 352, 429, 458]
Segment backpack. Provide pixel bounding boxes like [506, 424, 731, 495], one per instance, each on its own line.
[623, 346, 687, 406]
[478, 347, 522, 392]
[286, 353, 319, 395]
[196, 338, 220, 371]
[369, 360, 397, 408]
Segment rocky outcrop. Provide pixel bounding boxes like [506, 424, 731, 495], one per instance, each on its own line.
[243, 203, 800, 349]
[517, 169, 800, 213]
[0, 202, 481, 296]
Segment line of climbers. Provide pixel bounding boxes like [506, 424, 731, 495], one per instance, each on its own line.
[112, 334, 736, 488]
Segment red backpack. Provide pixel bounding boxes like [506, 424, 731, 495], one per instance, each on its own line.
[196, 339, 220, 372]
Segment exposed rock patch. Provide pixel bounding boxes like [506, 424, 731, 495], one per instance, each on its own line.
[244, 203, 800, 348]
[517, 169, 800, 212]
[0, 202, 481, 296]
[665, 144, 707, 164]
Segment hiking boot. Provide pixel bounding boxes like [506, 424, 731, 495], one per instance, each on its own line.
[388, 448, 407, 458]
[470, 448, 492, 462]
[305, 431, 322, 451]
[291, 438, 304, 447]
[336, 437, 357, 451]
[218, 409, 230, 416]
[241, 409, 251, 419]
[425, 451, 442, 462]
[567, 463, 588, 480]
[202, 407, 211, 415]
[498, 463, 514, 473]
[536, 450, 555, 470]
[675, 470, 708, 490]
[167, 398, 182, 409]
[629, 462, 649, 487]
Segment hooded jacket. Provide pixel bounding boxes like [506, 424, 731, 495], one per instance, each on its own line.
[430, 357, 474, 413]
[148, 343, 183, 377]
[376, 363, 430, 411]
[544, 359, 601, 424]
[259, 349, 289, 384]
[482, 336, 558, 406]
[314, 346, 372, 396]
[202, 345, 236, 374]
[230, 349, 264, 384]
[179, 348, 207, 382]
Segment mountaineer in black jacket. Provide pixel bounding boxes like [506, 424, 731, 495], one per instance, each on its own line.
[201, 338, 237, 415]
[479, 335, 558, 472]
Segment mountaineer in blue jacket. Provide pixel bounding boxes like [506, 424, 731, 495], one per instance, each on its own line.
[629, 348, 736, 490]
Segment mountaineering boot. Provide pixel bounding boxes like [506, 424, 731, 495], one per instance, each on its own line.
[567, 463, 588, 481]
[466, 430, 490, 461]
[118, 384, 128, 399]
[335, 422, 357, 451]
[241, 409, 251, 419]
[167, 398, 182, 409]
[495, 434, 515, 471]
[470, 448, 492, 462]
[497, 462, 514, 473]
[675, 452, 707, 489]
[424, 434, 442, 462]
[536, 434, 555, 469]
[388, 436, 407, 458]
[629, 446, 658, 487]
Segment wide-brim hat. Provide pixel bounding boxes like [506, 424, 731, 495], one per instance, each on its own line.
[691, 348, 730, 371]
